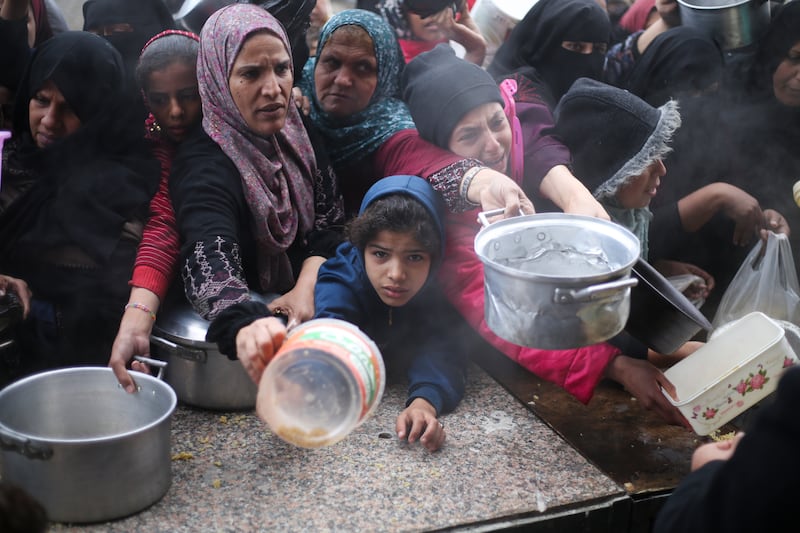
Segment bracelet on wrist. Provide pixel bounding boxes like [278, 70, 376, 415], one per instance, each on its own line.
[460, 166, 486, 207]
[125, 302, 156, 321]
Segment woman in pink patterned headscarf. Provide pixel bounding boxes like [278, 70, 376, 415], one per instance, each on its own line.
[169, 3, 343, 324]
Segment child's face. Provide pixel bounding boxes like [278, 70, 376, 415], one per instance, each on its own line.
[406, 7, 454, 43]
[615, 159, 666, 209]
[364, 230, 432, 307]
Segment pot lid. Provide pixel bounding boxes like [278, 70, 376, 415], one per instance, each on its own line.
[153, 292, 274, 346]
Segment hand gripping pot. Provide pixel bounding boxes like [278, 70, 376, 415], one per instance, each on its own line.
[257, 318, 386, 448]
[474, 212, 640, 349]
[0, 367, 176, 523]
[149, 292, 274, 410]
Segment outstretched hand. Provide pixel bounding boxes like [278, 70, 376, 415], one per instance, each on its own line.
[469, 168, 536, 218]
[235, 317, 288, 384]
[605, 355, 690, 428]
[396, 398, 446, 452]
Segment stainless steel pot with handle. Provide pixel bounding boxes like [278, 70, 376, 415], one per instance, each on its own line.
[474, 211, 640, 349]
[0, 367, 176, 523]
[677, 0, 770, 50]
[150, 292, 274, 410]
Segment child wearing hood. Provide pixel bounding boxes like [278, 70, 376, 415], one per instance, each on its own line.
[208, 175, 466, 452]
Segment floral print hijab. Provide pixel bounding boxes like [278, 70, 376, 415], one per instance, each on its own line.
[198, 3, 316, 293]
[300, 9, 416, 166]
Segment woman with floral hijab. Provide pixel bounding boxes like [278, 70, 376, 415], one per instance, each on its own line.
[299, 8, 534, 219]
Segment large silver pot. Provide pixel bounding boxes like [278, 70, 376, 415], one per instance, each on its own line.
[677, 0, 770, 50]
[0, 367, 176, 523]
[150, 293, 273, 410]
[475, 212, 640, 350]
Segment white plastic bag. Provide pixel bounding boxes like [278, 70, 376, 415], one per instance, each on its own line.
[711, 232, 800, 331]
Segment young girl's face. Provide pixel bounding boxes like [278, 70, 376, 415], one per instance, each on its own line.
[615, 159, 666, 209]
[364, 230, 432, 307]
[145, 60, 201, 144]
[448, 102, 512, 174]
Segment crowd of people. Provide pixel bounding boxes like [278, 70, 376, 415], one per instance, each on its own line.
[1, 0, 799, 527]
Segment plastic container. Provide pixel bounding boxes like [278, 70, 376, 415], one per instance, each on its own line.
[0, 130, 11, 191]
[257, 318, 385, 448]
[662, 312, 798, 435]
[471, 0, 539, 66]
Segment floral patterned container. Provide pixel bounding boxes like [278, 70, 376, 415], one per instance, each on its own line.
[663, 312, 798, 435]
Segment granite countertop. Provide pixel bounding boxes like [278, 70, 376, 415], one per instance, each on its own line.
[51, 364, 623, 532]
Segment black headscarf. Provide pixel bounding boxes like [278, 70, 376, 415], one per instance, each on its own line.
[487, 0, 610, 104]
[402, 44, 503, 148]
[1, 31, 158, 270]
[745, 1, 800, 99]
[82, 0, 175, 71]
[626, 26, 724, 107]
[0, 31, 159, 370]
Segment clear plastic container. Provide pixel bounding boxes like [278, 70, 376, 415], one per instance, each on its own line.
[257, 318, 385, 448]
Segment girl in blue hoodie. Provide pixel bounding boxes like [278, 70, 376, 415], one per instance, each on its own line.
[208, 175, 466, 452]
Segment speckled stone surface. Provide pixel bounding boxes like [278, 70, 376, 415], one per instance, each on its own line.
[50, 364, 622, 532]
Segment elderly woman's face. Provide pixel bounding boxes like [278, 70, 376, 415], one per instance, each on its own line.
[773, 41, 800, 108]
[228, 31, 293, 137]
[314, 26, 378, 118]
[28, 79, 81, 148]
[447, 102, 511, 174]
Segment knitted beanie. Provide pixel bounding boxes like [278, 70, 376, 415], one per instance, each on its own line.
[401, 43, 504, 148]
[553, 77, 681, 200]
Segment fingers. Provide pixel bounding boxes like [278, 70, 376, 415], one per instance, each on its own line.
[236, 318, 287, 384]
[396, 412, 446, 451]
[110, 360, 138, 393]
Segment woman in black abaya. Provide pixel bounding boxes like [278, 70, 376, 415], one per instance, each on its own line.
[0, 32, 159, 383]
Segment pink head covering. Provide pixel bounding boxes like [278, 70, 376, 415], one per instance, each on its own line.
[619, 0, 657, 34]
[198, 3, 316, 293]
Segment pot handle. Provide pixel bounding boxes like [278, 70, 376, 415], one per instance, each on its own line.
[133, 355, 168, 380]
[477, 208, 526, 227]
[150, 334, 208, 364]
[554, 277, 638, 304]
[0, 425, 53, 460]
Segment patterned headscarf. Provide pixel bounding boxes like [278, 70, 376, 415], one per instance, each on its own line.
[198, 3, 316, 293]
[300, 9, 416, 166]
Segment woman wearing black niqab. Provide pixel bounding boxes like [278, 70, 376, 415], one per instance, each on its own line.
[82, 0, 175, 71]
[487, 0, 611, 107]
[0, 31, 160, 383]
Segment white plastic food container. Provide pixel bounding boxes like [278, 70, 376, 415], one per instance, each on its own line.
[662, 312, 798, 435]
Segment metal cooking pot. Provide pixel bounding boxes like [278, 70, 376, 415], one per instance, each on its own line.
[677, 0, 770, 50]
[150, 293, 274, 410]
[625, 258, 712, 354]
[475, 212, 640, 350]
[0, 367, 176, 523]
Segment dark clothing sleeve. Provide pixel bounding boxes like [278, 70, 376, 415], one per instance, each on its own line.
[517, 100, 572, 197]
[206, 299, 273, 360]
[649, 201, 687, 262]
[653, 366, 800, 533]
[0, 16, 31, 93]
[403, 300, 467, 415]
[607, 332, 649, 360]
[169, 128, 255, 319]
